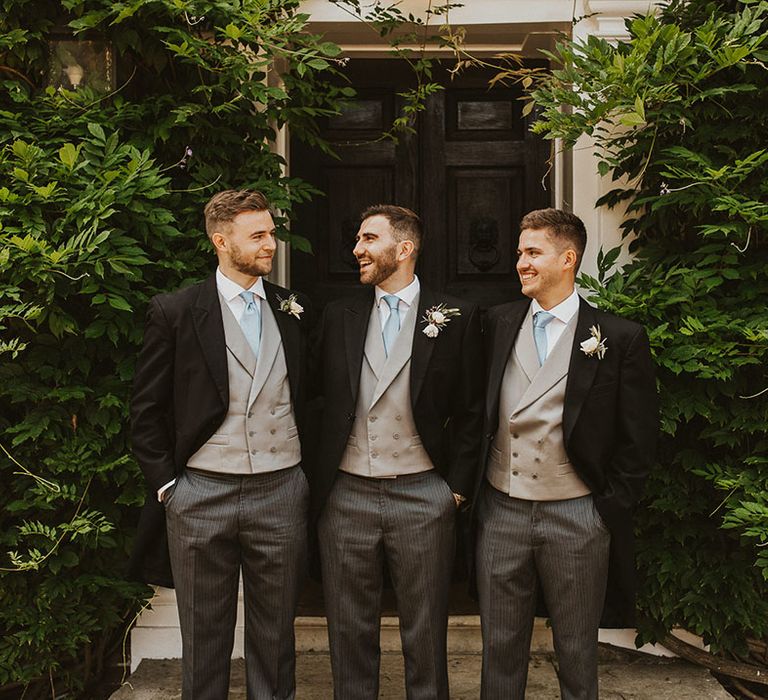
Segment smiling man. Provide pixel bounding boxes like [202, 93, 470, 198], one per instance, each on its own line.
[473, 208, 658, 700]
[130, 190, 312, 699]
[312, 205, 483, 699]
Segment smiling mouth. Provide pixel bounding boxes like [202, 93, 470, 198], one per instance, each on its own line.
[358, 260, 373, 270]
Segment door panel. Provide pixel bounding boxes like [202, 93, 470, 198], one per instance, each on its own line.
[291, 58, 551, 310]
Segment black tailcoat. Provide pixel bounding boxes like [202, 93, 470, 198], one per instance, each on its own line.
[309, 286, 484, 518]
[128, 275, 311, 587]
[474, 296, 658, 627]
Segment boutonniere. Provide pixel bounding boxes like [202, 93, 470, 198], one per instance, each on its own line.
[580, 325, 607, 359]
[421, 303, 461, 338]
[277, 293, 304, 320]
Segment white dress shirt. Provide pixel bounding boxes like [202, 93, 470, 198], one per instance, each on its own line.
[374, 275, 420, 330]
[530, 289, 580, 361]
[157, 269, 266, 501]
[216, 267, 266, 322]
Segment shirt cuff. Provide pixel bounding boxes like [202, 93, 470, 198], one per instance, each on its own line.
[157, 479, 176, 502]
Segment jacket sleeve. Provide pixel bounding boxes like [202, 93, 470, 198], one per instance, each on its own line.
[446, 304, 485, 499]
[130, 297, 177, 493]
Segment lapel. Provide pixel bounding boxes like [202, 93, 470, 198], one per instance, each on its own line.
[343, 290, 375, 401]
[191, 275, 229, 407]
[485, 301, 530, 426]
[247, 300, 281, 408]
[514, 306, 540, 384]
[370, 297, 418, 409]
[219, 295, 257, 377]
[363, 303, 386, 380]
[563, 297, 601, 444]
[264, 281, 301, 403]
[409, 286, 437, 404]
[512, 313, 578, 416]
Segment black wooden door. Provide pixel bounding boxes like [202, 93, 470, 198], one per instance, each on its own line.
[290, 58, 552, 310]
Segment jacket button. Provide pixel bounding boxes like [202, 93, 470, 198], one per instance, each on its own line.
[393, 451, 399, 458]
[532, 474, 538, 479]
[395, 415, 402, 421]
[485, 432, 494, 440]
[512, 433, 519, 439]
[371, 451, 378, 458]
[270, 428, 276, 435]
[512, 470, 519, 476]
[369, 415, 377, 422]
[370, 435, 377, 441]
[249, 431, 255, 437]
[393, 433, 399, 440]
[270, 446, 277, 453]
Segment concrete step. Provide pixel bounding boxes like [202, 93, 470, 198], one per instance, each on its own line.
[111, 650, 732, 699]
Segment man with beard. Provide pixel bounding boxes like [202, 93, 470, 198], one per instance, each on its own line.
[130, 190, 312, 699]
[311, 205, 483, 699]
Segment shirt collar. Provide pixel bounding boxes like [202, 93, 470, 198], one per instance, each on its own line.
[375, 275, 420, 309]
[531, 288, 580, 324]
[216, 267, 266, 302]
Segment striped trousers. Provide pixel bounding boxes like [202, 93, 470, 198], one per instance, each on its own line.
[165, 465, 309, 700]
[319, 470, 456, 700]
[476, 483, 610, 700]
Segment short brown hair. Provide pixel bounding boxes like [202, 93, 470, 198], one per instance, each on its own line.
[204, 190, 271, 240]
[360, 204, 423, 254]
[520, 208, 587, 270]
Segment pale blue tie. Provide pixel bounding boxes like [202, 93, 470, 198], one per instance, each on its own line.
[533, 311, 555, 366]
[381, 294, 401, 357]
[239, 291, 262, 358]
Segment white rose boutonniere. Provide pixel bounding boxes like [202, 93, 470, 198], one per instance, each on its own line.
[421, 303, 461, 338]
[580, 325, 607, 359]
[277, 293, 304, 320]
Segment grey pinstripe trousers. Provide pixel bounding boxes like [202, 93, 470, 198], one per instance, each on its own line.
[476, 483, 610, 700]
[165, 465, 309, 700]
[318, 470, 456, 700]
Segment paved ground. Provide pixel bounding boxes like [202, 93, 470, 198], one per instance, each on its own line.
[112, 650, 733, 699]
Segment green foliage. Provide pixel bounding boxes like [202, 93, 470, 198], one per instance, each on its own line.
[0, 0, 349, 694]
[531, 0, 768, 657]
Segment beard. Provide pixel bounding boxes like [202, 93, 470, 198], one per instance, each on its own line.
[358, 244, 399, 286]
[228, 241, 273, 277]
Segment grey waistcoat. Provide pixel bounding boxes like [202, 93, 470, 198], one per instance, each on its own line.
[186, 294, 301, 474]
[340, 295, 434, 478]
[486, 307, 590, 500]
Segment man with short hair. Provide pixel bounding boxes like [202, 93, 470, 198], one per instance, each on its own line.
[474, 208, 658, 700]
[130, 190, 311, 699]
[312, 205, 483, 699]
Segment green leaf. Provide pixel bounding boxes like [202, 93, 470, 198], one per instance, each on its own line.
[58, 143, 79, 170]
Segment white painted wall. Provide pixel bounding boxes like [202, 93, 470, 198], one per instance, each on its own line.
[131, 0, 666, 667]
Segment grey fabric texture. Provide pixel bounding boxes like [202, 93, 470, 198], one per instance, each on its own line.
[486, 308, 589, 501]
[166, 465, 309, 700]
[340, 297, 433, 478]
[186, 295, 300, 475]
[319, 471, 456, 700]
[476, 484, 610, 700]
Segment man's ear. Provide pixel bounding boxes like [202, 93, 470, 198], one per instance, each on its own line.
[398, 239, 416, 262]
[211, 231, 227, 252]
[563, 248, 578, 271]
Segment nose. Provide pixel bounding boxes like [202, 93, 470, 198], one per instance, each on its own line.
[353, 239, 364, 258]
[265, 233, 277, 252]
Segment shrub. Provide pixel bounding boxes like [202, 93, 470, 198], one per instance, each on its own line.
[529, 0, 768, 669]
[0, 1, 348, 694]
